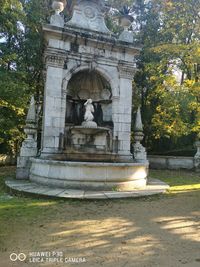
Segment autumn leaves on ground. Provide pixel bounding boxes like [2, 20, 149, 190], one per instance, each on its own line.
[0, 166, 199, 267]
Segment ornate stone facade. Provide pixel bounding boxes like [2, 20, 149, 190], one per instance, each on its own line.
[39, 3, 140, 159]
[16, 0, 149, 191]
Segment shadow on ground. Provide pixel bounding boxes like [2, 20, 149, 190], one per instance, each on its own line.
[0, 167, 200, 267]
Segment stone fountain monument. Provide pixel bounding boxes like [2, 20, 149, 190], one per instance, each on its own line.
[12, 0, 168, 199]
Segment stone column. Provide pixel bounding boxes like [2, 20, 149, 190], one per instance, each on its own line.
[41, 51, 66, 155]
[115, 64, 135, 160]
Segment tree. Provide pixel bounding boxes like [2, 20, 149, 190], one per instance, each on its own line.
[132, 0, 200, 153]
[0, 0, 27, 155]
[0, 0, 199, 156]
[0, 0, 51, 156]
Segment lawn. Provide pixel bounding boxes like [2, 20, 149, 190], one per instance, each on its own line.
[0, 167, 58, 220]
[0, 166, 199, 267]
[150, 169, 200, 193]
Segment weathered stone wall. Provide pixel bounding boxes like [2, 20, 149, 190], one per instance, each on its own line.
[148, 155, 195, 170]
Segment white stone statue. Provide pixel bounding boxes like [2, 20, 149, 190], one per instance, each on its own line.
[84, 99, 94, 121]
[82, 99, 97, 128]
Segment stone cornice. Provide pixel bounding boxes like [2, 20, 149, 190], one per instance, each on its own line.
[66, 53, 118, 68]
[42, 24, 141, 56]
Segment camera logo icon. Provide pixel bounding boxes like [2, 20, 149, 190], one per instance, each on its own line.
[10, 253, 27, 262]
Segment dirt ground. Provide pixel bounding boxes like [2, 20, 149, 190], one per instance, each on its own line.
[0, 189, 200, 267]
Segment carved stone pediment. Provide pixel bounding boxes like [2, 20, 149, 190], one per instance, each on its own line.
[66, 0, 110, 34]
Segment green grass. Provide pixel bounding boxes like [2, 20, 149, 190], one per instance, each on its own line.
[0, 167, 59, 221]
[150, 169, 200, 193]
[0, 166, 15, 195]
[0, 167, 199, 221]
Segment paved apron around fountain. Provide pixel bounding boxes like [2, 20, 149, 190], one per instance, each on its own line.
[6, 178, 169, 199]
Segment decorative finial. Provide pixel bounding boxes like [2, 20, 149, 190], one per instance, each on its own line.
[50, 1, 65, 27]
[52, 1, 65, 15]
[16, 96, 38, 179]
[119, 6, 133, 30]
[134, 106, 143, 132]
[118, 6, 134, 43]
[26, 96, 36, 124]
[133, 106, 147, 163]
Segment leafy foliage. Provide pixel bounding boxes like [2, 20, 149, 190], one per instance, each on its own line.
[119, 5, 132, 15]
[0, 0, 199, 156]
[0, 0, 51, 155]
[131, 0, 200, 152]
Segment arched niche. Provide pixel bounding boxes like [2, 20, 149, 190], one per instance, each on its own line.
[65, 69, 113, 128]
[62, 64, 119, 98]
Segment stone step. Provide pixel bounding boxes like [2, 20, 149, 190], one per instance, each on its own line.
[5, 179, 169, 200]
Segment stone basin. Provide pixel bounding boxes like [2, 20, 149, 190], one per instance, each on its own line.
[69, 126, 112, 152]
[29, 158, 149, 191]
[70, 126, 110, 135]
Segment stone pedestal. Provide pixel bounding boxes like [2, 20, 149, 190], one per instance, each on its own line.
[50, 14, 64, 27]
[16, 137, 37, 179]
[119, 30, 134, 43]
[70, 126, 110, 151]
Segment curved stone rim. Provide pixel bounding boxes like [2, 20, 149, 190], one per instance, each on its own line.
[29, 158, 149, 191]
[5, 178, 169, 200]
[31, 158, 149, 167]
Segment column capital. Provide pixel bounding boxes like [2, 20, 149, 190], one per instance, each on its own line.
[44, 49, 66, 68]
[118, 63, 136, 79]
